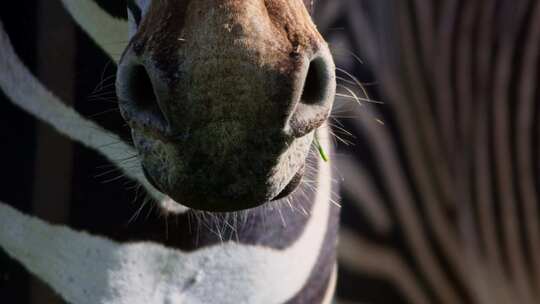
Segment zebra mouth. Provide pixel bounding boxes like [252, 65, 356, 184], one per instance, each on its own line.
[141, 158, 306, 211]
[272, 163, 305, 201]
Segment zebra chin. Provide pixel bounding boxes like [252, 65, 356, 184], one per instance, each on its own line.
[151, 169, 305, 212]
[134, 128, 315, 212]
[141, 160, 307, 212]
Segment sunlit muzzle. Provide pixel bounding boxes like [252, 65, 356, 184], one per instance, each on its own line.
[115, 0, 335, 211]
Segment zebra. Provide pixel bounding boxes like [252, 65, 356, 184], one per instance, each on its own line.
[0, 0, 341, 303]
[10, 1, 536, 303]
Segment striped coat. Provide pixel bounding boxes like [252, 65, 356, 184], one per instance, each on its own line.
[0, 1, 338, 303]
[1, 0, 539, 303]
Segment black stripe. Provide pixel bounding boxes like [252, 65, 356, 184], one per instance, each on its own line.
[67, 148, 323, 251]
[127, 0, 142, 26]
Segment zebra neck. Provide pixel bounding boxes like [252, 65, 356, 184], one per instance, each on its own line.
[0, 128, 338, 304]
[74, 130, 335, 253]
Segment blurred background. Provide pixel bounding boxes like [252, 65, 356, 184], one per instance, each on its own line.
[2, 1, 539, 303]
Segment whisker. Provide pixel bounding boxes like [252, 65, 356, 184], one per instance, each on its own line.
[336, 89, 383, 104]
[87, 108, 119, 119]
[336, 67, 371, 100]
[100, 173, 127, 184]
[336, 76, 377, 88]
[336, 85, 363, 106]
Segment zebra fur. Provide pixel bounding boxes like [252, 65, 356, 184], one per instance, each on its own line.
[0, 1, 340, 303]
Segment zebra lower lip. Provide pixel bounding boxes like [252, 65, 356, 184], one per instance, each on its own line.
[273, 164, 305, 201]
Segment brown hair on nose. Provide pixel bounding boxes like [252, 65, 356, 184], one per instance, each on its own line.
[116, 0, 335, 211]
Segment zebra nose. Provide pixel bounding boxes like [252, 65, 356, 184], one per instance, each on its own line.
[288, 50, 336, 138]
[116, 52, 171, 137]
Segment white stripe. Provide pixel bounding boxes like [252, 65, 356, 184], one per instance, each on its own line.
[60, 0, 128, 62]
[322, 264, 338, 304]
[58, 0, 190, 214]
[0, 20, 189, 213]
[0, 130, 331, 303]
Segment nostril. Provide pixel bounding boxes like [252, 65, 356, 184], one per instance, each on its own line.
[300, 57, 331, 105]
[288, 54, 336, 138]
[128, 65, 157, 110]
[118, 63, 169, 134]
